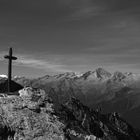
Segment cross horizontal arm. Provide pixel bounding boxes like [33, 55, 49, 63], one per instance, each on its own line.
[4, 55, 17, 60]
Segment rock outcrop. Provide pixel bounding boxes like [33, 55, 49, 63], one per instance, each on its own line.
[0, 87, 64, 140]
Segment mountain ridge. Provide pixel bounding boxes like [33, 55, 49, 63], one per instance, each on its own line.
[2, 67, 140, 129]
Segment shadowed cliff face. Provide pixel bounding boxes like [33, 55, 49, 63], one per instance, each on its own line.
[0, 87, 139, 140]
[57, 97, 140, 140]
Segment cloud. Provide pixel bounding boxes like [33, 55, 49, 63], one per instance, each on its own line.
[0, 52, 71, 73]
[63, 0, 106, 20]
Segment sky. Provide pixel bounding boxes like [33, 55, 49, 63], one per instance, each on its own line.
[0, 0, 140, 77]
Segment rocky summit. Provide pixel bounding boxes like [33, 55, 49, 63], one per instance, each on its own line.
[0, 87, 139, 140]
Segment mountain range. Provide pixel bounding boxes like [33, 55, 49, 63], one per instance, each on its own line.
[1, 68, 140, 129]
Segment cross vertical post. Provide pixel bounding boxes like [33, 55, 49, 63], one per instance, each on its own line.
[4, 48, 17, 92]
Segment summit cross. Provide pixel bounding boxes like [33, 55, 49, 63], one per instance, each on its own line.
[4, 48, 17, 92]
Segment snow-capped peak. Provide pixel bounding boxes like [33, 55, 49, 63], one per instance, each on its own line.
[58, 72, 83, 78]
[13, 75, 22, 79]
[74, 72, 83, 78]
[0, 74, 7, 78]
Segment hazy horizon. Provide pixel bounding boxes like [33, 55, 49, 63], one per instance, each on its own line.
[1, 66, 140, 79]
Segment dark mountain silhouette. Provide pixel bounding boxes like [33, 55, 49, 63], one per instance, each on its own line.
[0, 78, 23, 93]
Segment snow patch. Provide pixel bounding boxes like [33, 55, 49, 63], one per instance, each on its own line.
[0, 74, 7, 78]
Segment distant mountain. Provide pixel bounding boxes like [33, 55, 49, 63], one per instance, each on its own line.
[13, 68, 140, 129]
